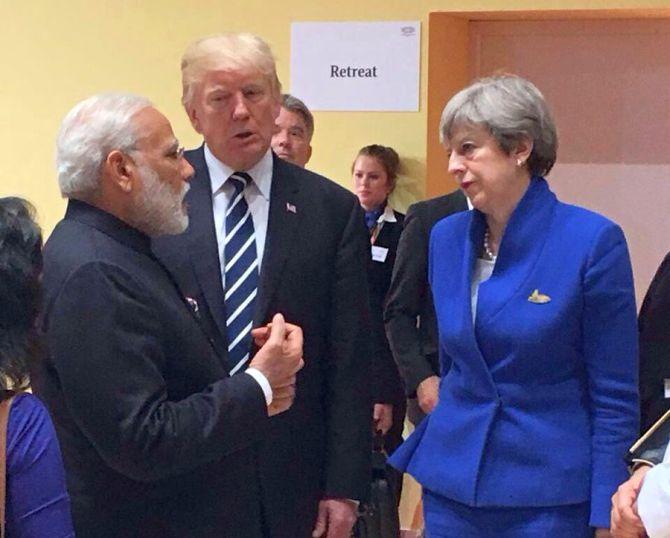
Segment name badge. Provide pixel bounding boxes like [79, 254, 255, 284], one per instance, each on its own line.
[665, 379, 670, 399]
[371, 245, 389, 263]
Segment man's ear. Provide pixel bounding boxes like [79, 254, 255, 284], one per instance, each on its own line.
[185, 103, 203, 134]
[305, 145, 312, 165]
[513, 136, 533, 167]
[271, 93, 281, 121]
[104, 150, 135, 193]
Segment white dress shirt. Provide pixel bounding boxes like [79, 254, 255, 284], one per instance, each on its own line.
[205, 144, 273, 285]
[638, 442, 670, 538]
[471, 258, 495, 323]
[204, 144, 273, 405]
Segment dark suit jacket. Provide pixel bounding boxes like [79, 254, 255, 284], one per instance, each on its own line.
[152, 148, 372, 538]
[639, 252, 670, 432]
[367, 210, 406, 451]
[34, 200, 270, 538]
[384, 190, 468, 396]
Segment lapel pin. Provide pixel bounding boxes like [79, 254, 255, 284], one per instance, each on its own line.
[528, 289, 551, 304]
[286, 202, 297, 214]
[185, 296, 200, 315]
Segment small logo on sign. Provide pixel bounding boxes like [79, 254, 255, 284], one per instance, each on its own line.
[401, 26, 415, 37]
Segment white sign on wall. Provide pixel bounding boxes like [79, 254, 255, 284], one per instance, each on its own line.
[290, 21, 420, 112]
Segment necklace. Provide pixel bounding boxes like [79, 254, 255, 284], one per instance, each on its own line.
[483, 228, 497, 261]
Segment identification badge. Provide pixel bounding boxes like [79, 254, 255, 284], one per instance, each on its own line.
[665, 379, 670, 399]
[371, 245, 389, 263]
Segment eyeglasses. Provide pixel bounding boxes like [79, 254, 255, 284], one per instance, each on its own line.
[172, 146, 185, 160]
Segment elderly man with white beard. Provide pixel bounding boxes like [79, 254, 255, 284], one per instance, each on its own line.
[33, 93, 304, 538]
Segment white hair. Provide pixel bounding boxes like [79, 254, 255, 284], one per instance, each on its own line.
[56, 93, 152, 199]
[440, 74, 558, 176]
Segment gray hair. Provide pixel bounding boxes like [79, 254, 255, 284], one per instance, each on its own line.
[181, 33, 281, 109]
[281, 94, 314, 141]
[56, 93, 152, 199]
[439, 74, 558, 176]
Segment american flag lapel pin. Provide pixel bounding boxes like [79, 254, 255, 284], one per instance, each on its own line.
[286, 202, 297, 214]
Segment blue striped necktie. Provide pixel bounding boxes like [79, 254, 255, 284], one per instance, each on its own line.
[224, 172, 259, 374]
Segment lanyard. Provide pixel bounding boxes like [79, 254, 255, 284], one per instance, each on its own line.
[370, 219, 385, 245]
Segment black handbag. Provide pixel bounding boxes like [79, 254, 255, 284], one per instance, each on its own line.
[353, 432, 401, 538]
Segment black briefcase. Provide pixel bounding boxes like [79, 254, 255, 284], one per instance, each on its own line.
[353, 432, 401, 538]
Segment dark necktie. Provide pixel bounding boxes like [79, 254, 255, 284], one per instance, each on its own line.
[223, 172, 259, 374]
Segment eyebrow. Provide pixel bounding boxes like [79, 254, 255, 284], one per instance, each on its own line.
[165, 139, 180, 153]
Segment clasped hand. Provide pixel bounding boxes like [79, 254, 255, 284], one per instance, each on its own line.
[250, 313, 304, 416]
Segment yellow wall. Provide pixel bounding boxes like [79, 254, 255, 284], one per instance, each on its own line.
[2, 0, 668, 233]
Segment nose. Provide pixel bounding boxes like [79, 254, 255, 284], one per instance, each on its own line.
[355, 175, 370, 187]
[447, 151, 464, 175]
[181, 159, 195, 182]
[275, 129, 290, 147]
[231, 93, 251, 120]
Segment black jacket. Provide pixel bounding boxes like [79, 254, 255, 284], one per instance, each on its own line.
[639, 252, 670, 432]
[35, 200, 269, 537]
[384, 190, 468, 396]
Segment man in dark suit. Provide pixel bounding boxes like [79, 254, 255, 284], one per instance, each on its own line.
[638, 252, 670, 433]
[152, 33, 371, 538]
[271, 93, 314, 168]
[35, 93, 303, 537]
[384, 190, 468, 424]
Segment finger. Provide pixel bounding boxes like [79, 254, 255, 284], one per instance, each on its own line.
[284, 322, 300, 333]
[312, 504, 327, 538]
[284, 324, 304, 345]
[273, 377, 297, 389]
[273, 386, 296, 399]
[251, 326, 269, 338]
[266, 313, 286, 348]
[326, 513, 349, 538]
[373, 405, 382, 421]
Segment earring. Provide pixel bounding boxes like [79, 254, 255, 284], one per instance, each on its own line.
[517, 158, 524, 167]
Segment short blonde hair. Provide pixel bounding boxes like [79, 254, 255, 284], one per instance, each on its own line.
[181, 33, 281, 108]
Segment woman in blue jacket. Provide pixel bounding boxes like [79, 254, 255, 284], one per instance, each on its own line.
[389, 75, 639, 537]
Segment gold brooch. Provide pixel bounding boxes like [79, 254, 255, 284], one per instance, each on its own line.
[528, 289, 551, 304]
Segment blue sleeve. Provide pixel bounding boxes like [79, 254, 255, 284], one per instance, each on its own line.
[6, 393, 75, 538]
[582, 224, 640, 528]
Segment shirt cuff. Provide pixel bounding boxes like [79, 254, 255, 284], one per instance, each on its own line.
[245, 368, 273, 405]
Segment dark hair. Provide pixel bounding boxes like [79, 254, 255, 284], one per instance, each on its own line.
[0, 197, 43, 394]
[352, 145, 401, 191]
[281, 94, 314, 140]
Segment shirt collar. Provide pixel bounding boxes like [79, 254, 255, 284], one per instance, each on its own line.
[204, 144, 273, 201]
[377, 204, 397, 224]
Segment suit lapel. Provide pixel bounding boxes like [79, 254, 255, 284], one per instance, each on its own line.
[437, 211, 498, 394]
[253, 155, 302, 326]
[475, 178, 557, 328]
[185, 147, 229, 343]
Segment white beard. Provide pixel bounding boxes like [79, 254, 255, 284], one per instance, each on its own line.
[131, 164, 189, 237]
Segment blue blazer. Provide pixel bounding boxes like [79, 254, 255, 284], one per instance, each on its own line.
[389, 178, 639, 528]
